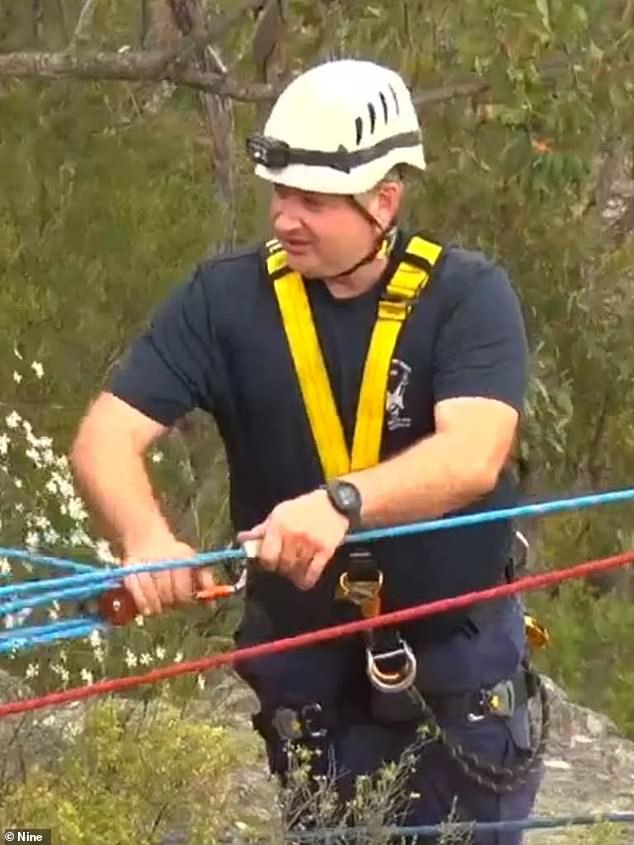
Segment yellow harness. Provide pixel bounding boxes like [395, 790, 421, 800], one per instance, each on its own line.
[265, 234, 444, 480]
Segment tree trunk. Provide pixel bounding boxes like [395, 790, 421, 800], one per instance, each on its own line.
[166, 0, 237, 252]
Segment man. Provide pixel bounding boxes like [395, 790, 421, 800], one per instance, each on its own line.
[71, 59, 541, 842]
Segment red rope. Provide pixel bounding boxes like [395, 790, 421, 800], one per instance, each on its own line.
[1, 549, 633, 719]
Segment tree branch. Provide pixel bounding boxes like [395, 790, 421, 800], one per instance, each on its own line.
[0, 49, 275, 100]
[71, 0, 100, 48]
[157, 0, 267, 67]
[413, 55, 573, 106]
[0, 48, 624, 107]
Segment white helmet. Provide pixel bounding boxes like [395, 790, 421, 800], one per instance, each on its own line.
[247, 59, 426, 195]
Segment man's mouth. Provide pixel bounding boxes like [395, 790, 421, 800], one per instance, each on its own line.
[280, 238, 311, 253]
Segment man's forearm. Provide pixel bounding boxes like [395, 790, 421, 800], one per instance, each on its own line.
[345, 431, 498, 528]
[70, 433, 172, 555]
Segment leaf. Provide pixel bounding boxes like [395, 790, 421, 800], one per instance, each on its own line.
[535, 0, 551, 31]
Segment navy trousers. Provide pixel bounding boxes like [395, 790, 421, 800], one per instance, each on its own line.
[237, 597, 543, 844]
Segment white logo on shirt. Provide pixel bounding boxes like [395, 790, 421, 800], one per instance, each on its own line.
[386, 359, 412, 431]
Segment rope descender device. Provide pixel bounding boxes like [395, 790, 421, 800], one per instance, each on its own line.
[86, 542, 258, 627]
[336, 548, 417, 694]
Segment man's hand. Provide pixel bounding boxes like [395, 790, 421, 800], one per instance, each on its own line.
[122, 532, 216, 616]
[237, 489, 349, 591]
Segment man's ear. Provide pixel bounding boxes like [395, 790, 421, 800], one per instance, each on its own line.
[373, 180, 404, 230]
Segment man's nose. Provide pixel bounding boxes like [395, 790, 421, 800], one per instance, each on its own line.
[270, 194, 302, 232]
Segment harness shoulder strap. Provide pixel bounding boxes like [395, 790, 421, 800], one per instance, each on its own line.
[266, 240, 350, 480]
[266, 234, 444, 479]
[351, 234, 443, 470]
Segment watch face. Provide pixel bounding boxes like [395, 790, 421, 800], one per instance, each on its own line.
[340, 487, 357, 507]
[336, 481, 360, 510]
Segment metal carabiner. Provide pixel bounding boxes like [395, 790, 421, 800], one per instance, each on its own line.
[337, 570, 383, 618]
[366, 637, 418, 694]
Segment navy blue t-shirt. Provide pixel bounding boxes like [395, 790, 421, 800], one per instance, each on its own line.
[109, 233, 530, 673]
[110, 237, 528, 438]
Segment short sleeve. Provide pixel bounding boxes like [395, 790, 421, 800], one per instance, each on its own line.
[432, 263, 529, 412]
[108, 266, 217, 426]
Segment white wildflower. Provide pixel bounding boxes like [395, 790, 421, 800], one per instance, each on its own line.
[93, 647, 105, 664]
[174, 651, 184, 663]
[13, 346, 23, 361]
[41, 449, 55, 466]
[25, 663, 39, 679]
[55, 455, 69, 470]
[15, 503, 24, 514]
[89, 629, 102, 647]
[12, 371, 22, 384]
[25, 531, 39, 550]
[68, 498, 87, 521]
[197, 674, 206, 691]
[45, 479, 58, 495]
[80, 668, 94, 685]
[31, 361, 44, 379]
[155, 645, 166, 660]
[50, 662, 70, 683]
[22, 420, 32, 436]
[33, 515, 51, 530]
[5, 411, 21, 429]
[151, 450, 164, 464]
[139, 652, 153, 666]
[0, 434, 10, 456]
[14, 478, 23, 489]
[68, 528, 91, 547]
[124, 649, 138, 669]
[47, 607, 59, 621]
[43, 528, 60, 545]
[25, 447, 42, 467]
[57, 479, 75, 500]
[134, 614, 145, 627]
[95, 539, 115, 563]
[0, 557, 11, 576]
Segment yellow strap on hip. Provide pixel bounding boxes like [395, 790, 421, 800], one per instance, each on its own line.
[268, 235, 443, 480]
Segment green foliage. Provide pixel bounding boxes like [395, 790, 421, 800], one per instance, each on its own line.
[0, 696, 262, 844]
[529, 581, 634, 737]
[0, 0, 633, 759]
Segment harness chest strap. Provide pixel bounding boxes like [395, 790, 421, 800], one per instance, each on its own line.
[266, 234, 444, 480]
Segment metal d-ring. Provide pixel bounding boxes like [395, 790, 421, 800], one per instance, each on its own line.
[366, 638, 417, 694]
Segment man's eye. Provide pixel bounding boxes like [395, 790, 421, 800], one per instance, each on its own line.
[303, 195, 325, 210]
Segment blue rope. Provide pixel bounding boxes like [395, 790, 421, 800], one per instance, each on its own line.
[286, 812, 634, 841]
[0, 617, 100, 641]
[0, 580, 121, 618]
[0, 548, 244, 602]
[0, 548, 98, 574]
[0, 620, 107, 654]
[2, 486, 634, 652]
[352, 486, 634, 544]
[3, 487, 634, 603]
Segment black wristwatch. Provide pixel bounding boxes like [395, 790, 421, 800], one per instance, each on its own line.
[321, 480, 363, 530]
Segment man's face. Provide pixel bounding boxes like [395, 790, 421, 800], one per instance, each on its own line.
[269, 184, 395, 279]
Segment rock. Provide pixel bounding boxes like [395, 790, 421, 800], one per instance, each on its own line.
[531, 676, 634, 843]
[2, 667, 633, 843]
[0, 669, 89, 782]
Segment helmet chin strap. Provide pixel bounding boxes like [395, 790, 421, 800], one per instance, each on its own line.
[328, 197, 397, 280]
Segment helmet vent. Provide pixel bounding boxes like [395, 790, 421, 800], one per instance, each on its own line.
[389, 84, 400, 116]
[367, 102, 377, 133]
[379, 91, 389, 123]
[355, 116, 363, 145]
